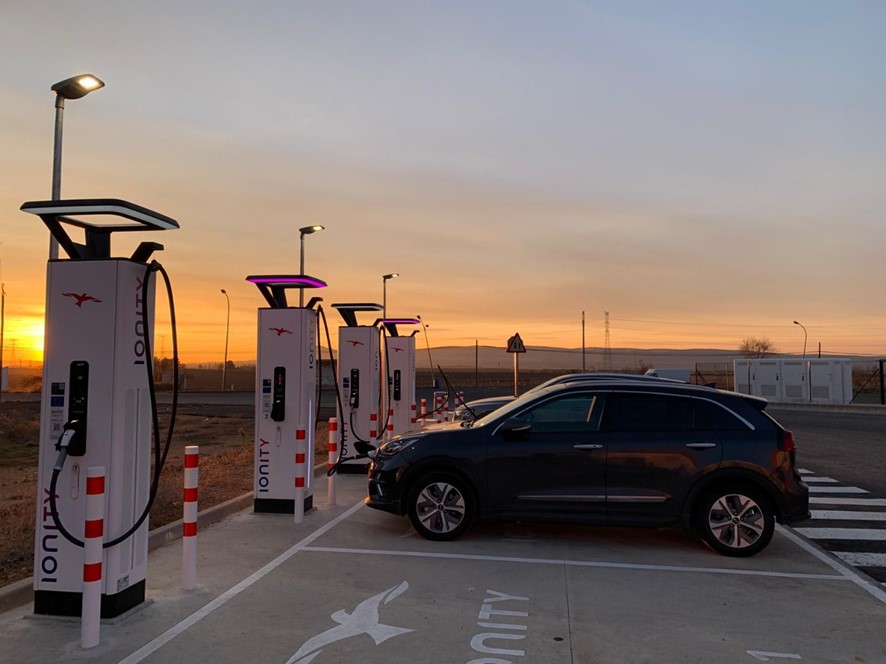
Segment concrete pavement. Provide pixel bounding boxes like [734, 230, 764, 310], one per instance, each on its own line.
[2, 472, 886, 664]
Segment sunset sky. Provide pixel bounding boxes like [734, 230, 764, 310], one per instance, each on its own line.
[1, 1, 885, 364]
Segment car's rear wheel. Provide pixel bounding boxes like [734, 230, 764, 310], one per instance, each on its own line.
[696, 485, 775, 557]
[406, 472, 475, 541]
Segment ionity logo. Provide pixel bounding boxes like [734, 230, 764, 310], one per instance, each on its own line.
[285, 581, 413, 664]
[63, 292, 102, 308]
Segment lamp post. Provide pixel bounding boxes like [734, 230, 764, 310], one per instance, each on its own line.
[382, 273, 399, 319]
[221, 289, 230, 390]
[793, 320, 807, 358]
[0, 283, 5, 405]
[49, 74, 105, 260]
[298, 225, 325, 306]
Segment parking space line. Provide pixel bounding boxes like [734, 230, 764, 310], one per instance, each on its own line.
[116, 501, 365, 664]
[808, 486, 869, 494]
[802, 476, 838, 483]
[301, 546, 847, 581]
[776, 524, 886, 606]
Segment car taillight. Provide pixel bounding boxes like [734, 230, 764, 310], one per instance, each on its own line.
[781, 429, 796, 452]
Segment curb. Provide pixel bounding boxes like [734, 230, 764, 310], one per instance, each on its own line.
[0, 490, 255, 615]
[0, 462, 333, 615]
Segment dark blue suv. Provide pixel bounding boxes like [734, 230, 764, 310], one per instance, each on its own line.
[366, 380, 809, 556]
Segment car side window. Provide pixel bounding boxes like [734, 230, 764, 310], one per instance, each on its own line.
[693, 399, 751, 431]
[514, 394, 601, 433]
[605, 393, 693, 432]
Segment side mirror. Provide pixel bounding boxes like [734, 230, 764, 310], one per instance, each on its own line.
[500, 418, 531, 441]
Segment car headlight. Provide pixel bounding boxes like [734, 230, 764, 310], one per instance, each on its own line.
[377, 436, 423, 455]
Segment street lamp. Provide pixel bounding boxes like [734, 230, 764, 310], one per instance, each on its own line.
[382, 273, 399, 318]
[49, 74, 105, 260]
[221, 289, 231, 390]
[298, 225, 325, 306]
[793, 320, 807, 358]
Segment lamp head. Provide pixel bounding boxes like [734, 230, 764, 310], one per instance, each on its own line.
[51, 74, 105, 100]
[383, 272, 399, 281]
[299, 225, 325, 237]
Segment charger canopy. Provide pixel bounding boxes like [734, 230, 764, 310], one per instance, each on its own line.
[247, 275, 327, 308]
[21, 198, 179, 261]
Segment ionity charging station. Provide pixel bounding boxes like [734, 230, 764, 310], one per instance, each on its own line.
[379, 318, 421, 437]
[332, 303, 383, 472]
[247, 275, 326, 514]
[21, 198, 179, 618]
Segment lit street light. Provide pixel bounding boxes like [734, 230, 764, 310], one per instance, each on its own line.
[793, 320, 807, 358]
[49, 74, 105, 260]
[221, 289, 231, 390]
[382, 273, 399, 318]
[299, 225, 325, 306]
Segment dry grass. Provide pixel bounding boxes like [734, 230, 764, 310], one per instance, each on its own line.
[0, 402, 331, 588]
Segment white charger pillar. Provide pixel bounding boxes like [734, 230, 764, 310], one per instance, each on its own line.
[333, 303, 383, 473]
[380, 318, 421, 436]
[21, 198, 179, 618]
[247, 276, 326, 514]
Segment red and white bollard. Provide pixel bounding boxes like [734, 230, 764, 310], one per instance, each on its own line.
[294, 428, 307, 524]
[182, 446, 199, 591]
[435, 394, 443, 423]
[327, 417, 338, 506]
[420, 398, 427, 421]
[369, 412, 378, 441]
[386, 408, 394, 440]
[410, 402, 417, 426]
[81, 466, 105, 649]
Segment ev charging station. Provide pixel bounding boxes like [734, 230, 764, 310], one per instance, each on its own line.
[379, 318, 421, 437]
[332, 303, 383, 472]
[21, 198, 179, 618]
[247, 275, 325, 514]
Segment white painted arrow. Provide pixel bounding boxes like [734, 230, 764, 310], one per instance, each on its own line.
[747, 651, 802, 661]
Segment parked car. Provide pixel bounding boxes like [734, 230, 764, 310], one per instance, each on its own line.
[452, 372, 683, 422]
[452, 395, 516, 421]
[367, 380, 809, 556]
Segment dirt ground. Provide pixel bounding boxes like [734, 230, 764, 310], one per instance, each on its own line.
[0, 400, 330, 588]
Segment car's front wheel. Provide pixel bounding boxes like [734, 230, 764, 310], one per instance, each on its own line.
[696, 485, 775, 557]
[406, 472, 475, 541]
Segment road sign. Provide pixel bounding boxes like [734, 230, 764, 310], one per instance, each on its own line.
[507, 333, 526, 353]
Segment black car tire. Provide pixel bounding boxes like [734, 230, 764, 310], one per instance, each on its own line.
[406, 472, 475, 541]
[696, 484, 775, 557]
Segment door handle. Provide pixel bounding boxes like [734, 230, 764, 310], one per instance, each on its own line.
[573, 443, 603, 450]
[685, 442, 717, 449]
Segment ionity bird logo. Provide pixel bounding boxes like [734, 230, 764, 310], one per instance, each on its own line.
[63, 292, 102, 308]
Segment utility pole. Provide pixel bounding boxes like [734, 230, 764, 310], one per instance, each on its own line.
[0, 283, 5, 404]
[581, 310, 586, 371]
[603, 311, 612, 370]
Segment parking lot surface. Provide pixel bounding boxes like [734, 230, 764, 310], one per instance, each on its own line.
[2, 474, 885, 664]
